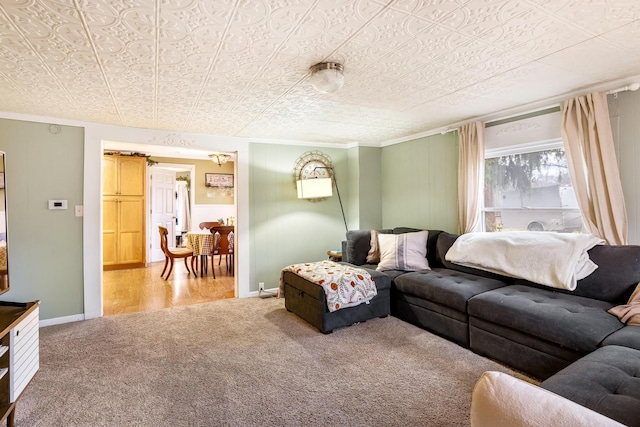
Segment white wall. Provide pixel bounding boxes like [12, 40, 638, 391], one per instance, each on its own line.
[191, 205, 235, 230]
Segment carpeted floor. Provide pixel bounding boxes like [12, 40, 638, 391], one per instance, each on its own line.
[17, 298, 528, 426]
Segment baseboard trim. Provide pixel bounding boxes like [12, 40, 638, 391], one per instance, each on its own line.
[39, 292, 279, 327]
[249, 287, 279, 298]
[40, 313, 85, 327]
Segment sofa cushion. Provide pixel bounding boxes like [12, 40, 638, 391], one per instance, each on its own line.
[602, 326, 640, 351]
[393, 226, 428, 235]
[469, 319, 582, 379]
[345, 229, 392, 266]
[393, 268, 508, 313]
[468, 285, 624, 354]
[540, 345, 640, 427]
[575, 244, 640, 303]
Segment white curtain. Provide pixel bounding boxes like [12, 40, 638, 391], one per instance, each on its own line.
[175, 181, 191, 233]
[457, 121, 485, 234]
[561, 92, 627, 245]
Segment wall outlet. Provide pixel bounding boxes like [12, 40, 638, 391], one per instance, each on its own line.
[258, 282, 265, 292]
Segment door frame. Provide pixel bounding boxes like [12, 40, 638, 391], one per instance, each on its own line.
[146, 163, 196, 264]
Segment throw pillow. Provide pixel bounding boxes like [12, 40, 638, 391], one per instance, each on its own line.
[608, 282, 640, 326]
[366, 230, 381, 263]
[377, 230, 430, 272]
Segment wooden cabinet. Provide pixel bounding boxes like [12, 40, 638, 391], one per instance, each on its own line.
[103, 156, 145, 196]
[103, 156, 146, 269]
[0, 301, 39, 427]
[103, 197, 145, 266]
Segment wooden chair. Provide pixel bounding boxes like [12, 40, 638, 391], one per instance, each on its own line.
[208, 225, 234, 275]
[199, 221, 221, 230]
[158, 226, 194, 280]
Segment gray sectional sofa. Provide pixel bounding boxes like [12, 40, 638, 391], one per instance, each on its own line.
[340, 227, 640, 426]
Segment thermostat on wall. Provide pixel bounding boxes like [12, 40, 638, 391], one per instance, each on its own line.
[48, 200, 68, 210]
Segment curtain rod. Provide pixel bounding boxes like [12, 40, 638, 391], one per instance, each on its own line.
[423, 80, 640, 139]
[440, 106, 560, 133]
[606, 83, 640, 95]
[441, 83, 640, 133]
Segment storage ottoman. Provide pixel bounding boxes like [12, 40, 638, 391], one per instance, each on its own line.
[281, 267, 391, 333]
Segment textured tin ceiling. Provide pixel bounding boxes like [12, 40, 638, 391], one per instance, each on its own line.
[1, 0, 640, 145]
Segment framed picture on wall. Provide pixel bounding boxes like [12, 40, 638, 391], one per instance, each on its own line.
[205, 173, 234, 188]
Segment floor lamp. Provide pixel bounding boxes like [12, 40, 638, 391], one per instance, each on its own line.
[296, 166, 348, 233]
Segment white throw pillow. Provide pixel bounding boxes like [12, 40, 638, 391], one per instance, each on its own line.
[376, 230, 430, 271]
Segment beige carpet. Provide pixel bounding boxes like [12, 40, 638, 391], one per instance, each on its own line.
[17, 298, 527, 426]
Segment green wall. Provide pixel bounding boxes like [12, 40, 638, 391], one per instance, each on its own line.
[381, 132, 458, 232]
[0, 119, 84, 319]
[248, 144, 348, 290]
[347, 146, 383, 230]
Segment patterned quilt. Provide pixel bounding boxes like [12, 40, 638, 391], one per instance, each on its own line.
[280, 260, 377, 312]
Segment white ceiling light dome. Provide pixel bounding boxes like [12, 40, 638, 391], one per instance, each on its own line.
[309, 62, 344, 93]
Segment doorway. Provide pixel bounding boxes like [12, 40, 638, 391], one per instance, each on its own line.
[101, 148, 238, 316]
[148, 163, 195, 260]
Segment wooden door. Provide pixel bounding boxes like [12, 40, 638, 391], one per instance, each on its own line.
[150, 168, 176, 262]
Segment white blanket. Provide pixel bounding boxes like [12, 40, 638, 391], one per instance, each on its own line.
[445, 232, 605, 291]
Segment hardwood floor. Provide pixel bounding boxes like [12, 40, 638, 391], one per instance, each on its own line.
[103, 257, 235, 316]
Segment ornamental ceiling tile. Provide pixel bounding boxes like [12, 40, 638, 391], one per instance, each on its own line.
[1, 0, 639, 145]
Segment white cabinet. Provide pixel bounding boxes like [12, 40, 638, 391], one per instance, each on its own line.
[9, 305, 39, 402]
[0, 300, 39, 425]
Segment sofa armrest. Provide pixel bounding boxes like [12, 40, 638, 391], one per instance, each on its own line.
[471, 371, 623, 427]
[341, 240, 348, 263]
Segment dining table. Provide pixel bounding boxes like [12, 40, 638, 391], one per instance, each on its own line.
[185, 231, 214, 277]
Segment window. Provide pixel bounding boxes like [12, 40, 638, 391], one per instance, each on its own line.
[483, 141, 584, 233]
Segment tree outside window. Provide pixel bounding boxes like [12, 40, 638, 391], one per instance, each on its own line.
[484, 147, 583, 233]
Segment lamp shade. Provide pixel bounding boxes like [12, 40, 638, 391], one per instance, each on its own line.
[297, 178, 333, 199]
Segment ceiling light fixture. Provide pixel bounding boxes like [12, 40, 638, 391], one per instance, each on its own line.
[309, 62, 344, 93]
[209, 153, 232, 167]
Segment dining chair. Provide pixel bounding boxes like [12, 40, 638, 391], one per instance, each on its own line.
[158, 226, 194, 280]
[208, 225, 234, 275]
[199, 221, 221, 230]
